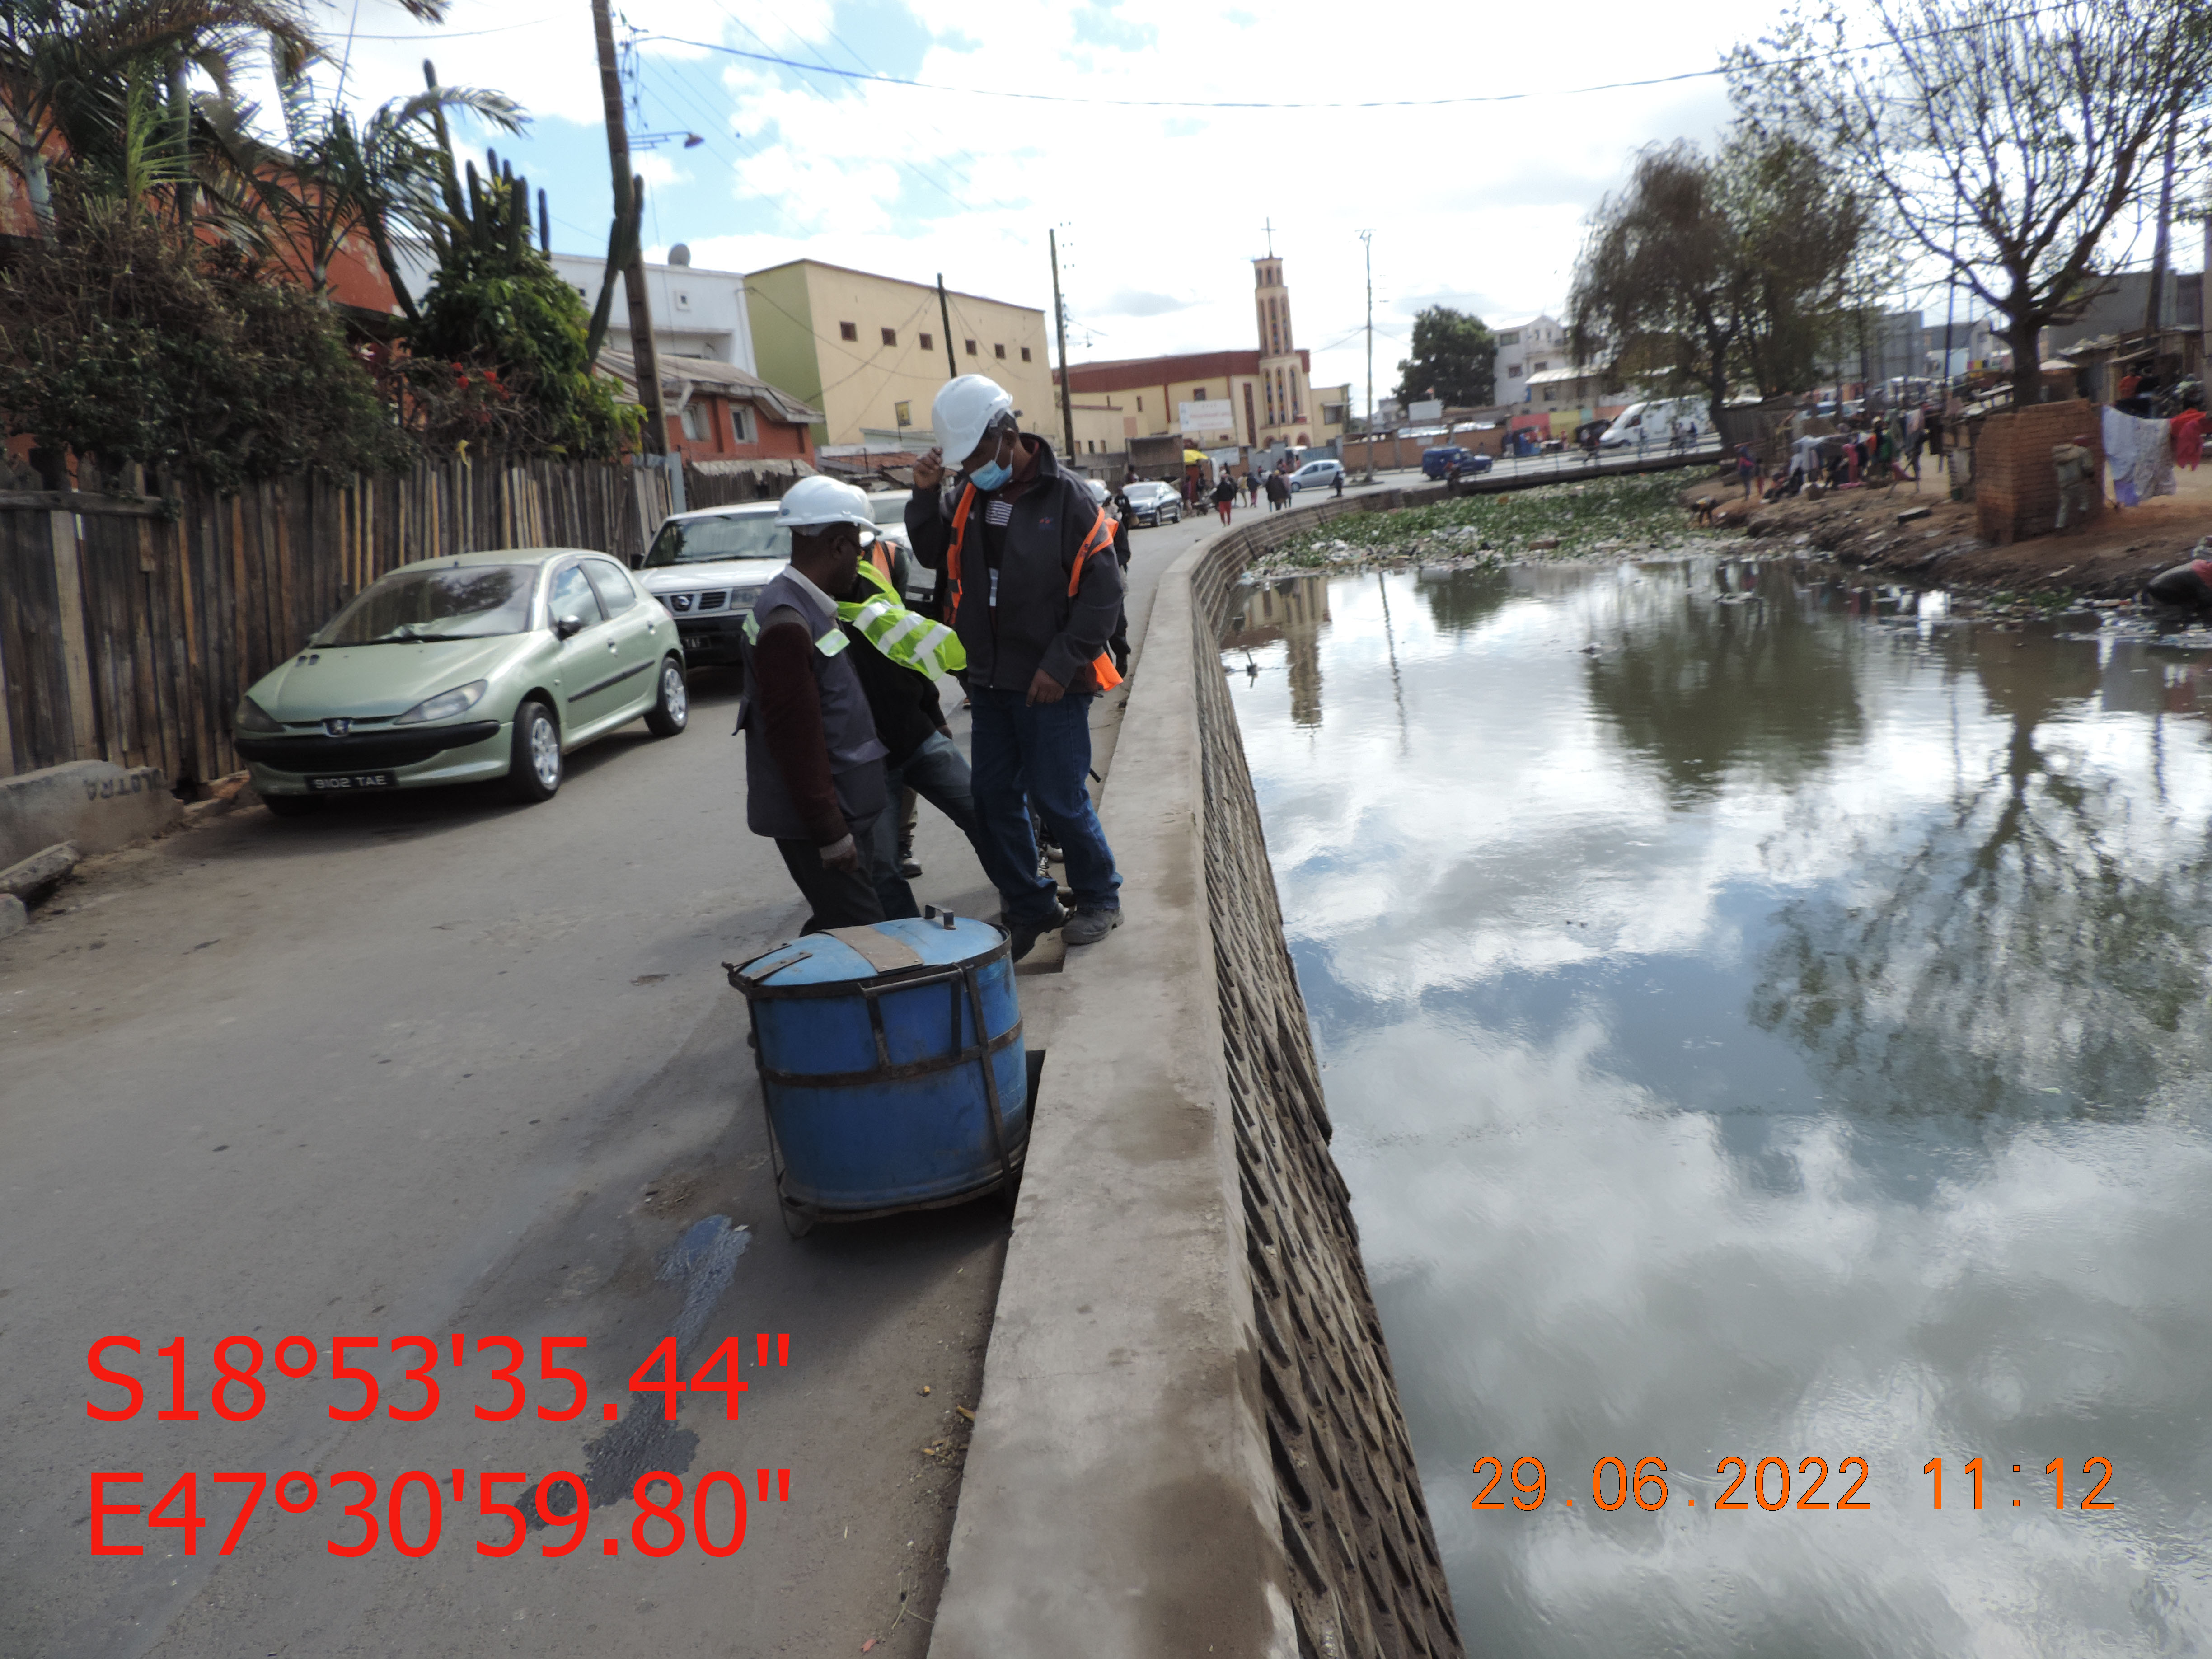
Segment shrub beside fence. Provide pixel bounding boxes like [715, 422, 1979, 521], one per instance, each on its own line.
[0, 455, 676, 787]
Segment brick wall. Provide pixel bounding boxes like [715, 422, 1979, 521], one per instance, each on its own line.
[1975, 398, 2103, 545]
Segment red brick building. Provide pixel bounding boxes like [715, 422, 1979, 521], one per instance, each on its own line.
[598, 349, 821, 465]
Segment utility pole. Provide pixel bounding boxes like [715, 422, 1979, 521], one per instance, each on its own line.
[592, 0, 666, 455]
[2145, 102, 2184, 340]
[1359, 230, 1376, 483]
[937, 275, 958, 378]
[1050, 229, 1076, 464]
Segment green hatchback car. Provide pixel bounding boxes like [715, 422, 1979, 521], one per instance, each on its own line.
[234, 548, 687, 814]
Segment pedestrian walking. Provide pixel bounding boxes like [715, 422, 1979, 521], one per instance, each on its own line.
[736, 481, 891, 933]
[1212, 471, 1237, 525]
[1246, 469, 1261, 508]
[1734, 441, 1761, 501]
[1265, 467, 1289, 511]
[907, 375, 1126, 958]
[1331, 466, 1345, 499]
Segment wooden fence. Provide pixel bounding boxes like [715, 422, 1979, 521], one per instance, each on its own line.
[0, 455, 675, 786]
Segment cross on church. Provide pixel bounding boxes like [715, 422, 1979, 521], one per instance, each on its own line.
[1263, 218, 1275, 257]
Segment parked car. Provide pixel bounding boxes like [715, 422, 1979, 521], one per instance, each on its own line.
[635, 502, 786, 666]
[234, 549, 687, 814]
[1121, 480, 1182, 525]
[1287, 458, 1347, 492]
[1420, 446, 1493, 479]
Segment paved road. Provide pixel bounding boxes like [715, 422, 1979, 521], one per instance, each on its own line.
[0, 503, 1220, 1659]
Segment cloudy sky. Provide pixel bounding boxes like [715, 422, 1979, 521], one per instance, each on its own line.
[303, 0, 2025, 413]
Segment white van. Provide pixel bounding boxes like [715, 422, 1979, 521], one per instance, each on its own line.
[1598, 398, 1711, 450]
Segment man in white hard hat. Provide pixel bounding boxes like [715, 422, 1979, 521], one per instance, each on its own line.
[735, 477, 890, 933]
[907, 374, 1126, 959]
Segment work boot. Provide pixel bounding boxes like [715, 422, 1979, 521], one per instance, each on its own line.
[1062, 907, 1122, 947]
[1004, 903, 1069, 963]
[897, 834, 921, 879]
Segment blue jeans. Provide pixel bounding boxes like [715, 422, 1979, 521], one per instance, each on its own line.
[967, 687, 1122, 922]
[868, 731, 991, 919]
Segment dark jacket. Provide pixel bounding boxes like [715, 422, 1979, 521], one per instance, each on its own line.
[843, 619, 946, 767]
[737, 568, 888, 842]
[904, 435, 1125, 694]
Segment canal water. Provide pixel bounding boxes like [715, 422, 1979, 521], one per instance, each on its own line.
[1222, 558, 2212, 1656]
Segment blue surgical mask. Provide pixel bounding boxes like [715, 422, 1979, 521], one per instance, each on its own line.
[969, 431, 1012, 491]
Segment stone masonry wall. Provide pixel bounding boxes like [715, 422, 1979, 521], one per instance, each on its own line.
[1975, 398, 2104, 545]
[1190, 506, 1464, 1659]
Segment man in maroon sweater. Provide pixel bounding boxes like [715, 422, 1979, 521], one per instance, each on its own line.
[737, 480, 891, 933]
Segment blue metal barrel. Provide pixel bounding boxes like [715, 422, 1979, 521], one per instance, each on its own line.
[728, 914, 1027, 1229]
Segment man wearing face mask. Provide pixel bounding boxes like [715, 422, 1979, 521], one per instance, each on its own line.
[907, 375, 1126, 960]
[735, 478, 891, 933]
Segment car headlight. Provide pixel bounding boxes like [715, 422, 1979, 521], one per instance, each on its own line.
[234, 695, 282, 733]
[393, 680, 489, 726]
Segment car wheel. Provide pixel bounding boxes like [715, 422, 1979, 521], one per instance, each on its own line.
[645, 655, 689, 737]
[507, 699, 562, 803]
[262, 792, 320, 820]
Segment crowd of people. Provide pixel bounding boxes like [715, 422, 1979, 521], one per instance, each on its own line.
[734, 375, 1128, 962]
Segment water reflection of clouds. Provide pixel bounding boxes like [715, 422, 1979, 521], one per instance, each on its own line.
[1228, 562, 2212, 1654]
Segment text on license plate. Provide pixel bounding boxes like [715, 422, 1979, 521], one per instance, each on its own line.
[306, 772, 397, 791]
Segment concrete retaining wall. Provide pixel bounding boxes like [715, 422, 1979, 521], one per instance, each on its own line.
[930, 497, 1461, 1659]
[0, 760, 180, 869]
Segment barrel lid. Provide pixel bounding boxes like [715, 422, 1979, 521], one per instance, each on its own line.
[736, 915, 1005, 990]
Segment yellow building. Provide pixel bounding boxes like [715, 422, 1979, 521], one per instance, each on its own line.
[745, 259, 1054, 451]
[1055, 254, 1348, 457]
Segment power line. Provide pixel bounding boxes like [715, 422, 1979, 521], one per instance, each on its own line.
[640, 8, 2072, 112]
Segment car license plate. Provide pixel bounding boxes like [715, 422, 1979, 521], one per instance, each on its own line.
[305, 772, 396, 792]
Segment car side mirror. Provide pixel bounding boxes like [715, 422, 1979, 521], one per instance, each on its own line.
[554, 614, 587, 640]
[627, 553, 644, 571]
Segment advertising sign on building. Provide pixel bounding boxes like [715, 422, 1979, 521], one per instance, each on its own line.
[1178, 398, 1236, 436]
[1409, 398, 1445, 422]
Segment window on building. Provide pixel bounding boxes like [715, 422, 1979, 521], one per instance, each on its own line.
[730, 405, 755, 444]
[673, 290, 691, 312]
[1506, 362, 1522, 378]
[1532, 361, 1549, 373]
[839, 321, 858, 341]
[1499, 330, 1521, 347]
[919, 332, 933, 351]
[680, 402, 710, 441]
[881, 327, 898, 347]
[965, 339, 977, 356]
[1194, 387, 1207, 401]
[1136, 396, 1143, 410]
[994, 343, 1006, 359]
[1021, 346, 1031, 361]
[894, 400, 912, 427]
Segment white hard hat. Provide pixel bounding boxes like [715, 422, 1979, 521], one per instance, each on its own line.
[932, 374, 1015, 464]
[774, 476, 877, 533]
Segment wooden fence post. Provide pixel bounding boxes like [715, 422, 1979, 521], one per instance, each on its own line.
[47, 509, 98, 760]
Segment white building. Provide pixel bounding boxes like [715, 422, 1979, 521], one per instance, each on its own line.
[1493, 314, 1566, 406]
[548, 246, 756, 370]
[391, 243, 757, 372]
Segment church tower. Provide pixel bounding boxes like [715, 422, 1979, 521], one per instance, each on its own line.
[1253, 254, 1310, 448]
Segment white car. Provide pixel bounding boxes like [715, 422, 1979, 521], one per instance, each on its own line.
[1287, 459, 1345, 492]
[638, 496, 933, 667]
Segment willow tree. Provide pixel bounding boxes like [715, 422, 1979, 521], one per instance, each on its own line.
[1731, 0, 2212, 409]
[1568, 126, 1870, 425]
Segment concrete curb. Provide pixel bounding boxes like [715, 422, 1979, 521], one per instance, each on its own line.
[929, 496, 1461, 1658]
[0, 760, 180, 869]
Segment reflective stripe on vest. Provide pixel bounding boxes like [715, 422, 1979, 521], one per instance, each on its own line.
[742, 609, 850, 656]
[835, 562, 967, 679]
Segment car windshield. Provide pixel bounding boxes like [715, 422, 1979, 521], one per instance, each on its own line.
[314, 564, 536, 645]
[867, 496, 909, 527]
[644, 513, 786, 567]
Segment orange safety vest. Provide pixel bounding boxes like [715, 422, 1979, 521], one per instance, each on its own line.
[944, 482, 1124, 692]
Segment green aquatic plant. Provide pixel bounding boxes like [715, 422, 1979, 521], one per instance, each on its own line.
[1270, 473, 1733, 569]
